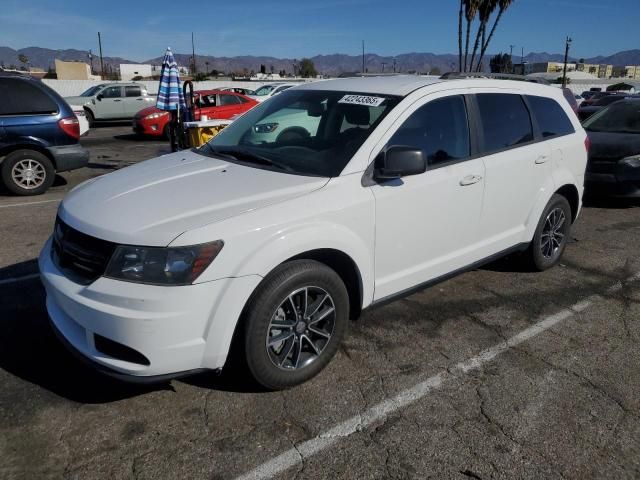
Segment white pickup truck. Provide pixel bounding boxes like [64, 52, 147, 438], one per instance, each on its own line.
[65, 83, 156, 125]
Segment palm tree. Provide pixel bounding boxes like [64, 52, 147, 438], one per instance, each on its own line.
[458, 0, 464, 71]
[476, 0, 515, 72]
[463, 0, 480, 72]
[470, 0, 498, 72]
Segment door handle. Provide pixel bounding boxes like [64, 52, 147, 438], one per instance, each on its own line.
[535, 155, 549, 164]
[459, 174, 482, 186]
[114, 99, 122, 102]
[136, 98, 143, 101]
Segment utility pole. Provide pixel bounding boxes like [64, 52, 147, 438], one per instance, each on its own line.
[362, 40, 365, 74]
[381, 62, 386, 73]
[392, 58, 396, 73]
[509, 44, 515, 73]
[88, 49, 94, 75]
[562, 36, 572, 88]
[191, 32, 197, 75]
[97, 32, 104, 80]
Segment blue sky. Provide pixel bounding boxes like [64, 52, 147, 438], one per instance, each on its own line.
[1, 0, 638, 60]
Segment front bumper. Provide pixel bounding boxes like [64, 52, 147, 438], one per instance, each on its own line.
[132, 118, 163, 136]
[48, 144, 90, 172]
[39, 238, 261, 380]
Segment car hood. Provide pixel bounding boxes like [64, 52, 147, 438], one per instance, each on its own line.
[59, 149, 329, 246]
[587, 131, 640, 161]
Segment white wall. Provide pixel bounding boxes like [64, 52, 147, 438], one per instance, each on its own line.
[120, 64, 153, 81]
[42, 79, 317, 98]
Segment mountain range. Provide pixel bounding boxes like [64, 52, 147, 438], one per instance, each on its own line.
[2, 46, 640, 76]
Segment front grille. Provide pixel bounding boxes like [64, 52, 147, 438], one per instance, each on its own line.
[51, 218, 116, 285]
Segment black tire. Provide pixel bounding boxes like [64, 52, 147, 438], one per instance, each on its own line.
[242, 260, 349, 390]
[163, 123, 171, 140]
[526, 194, 572, 271]
[84, 108, 95, 127]
[1, 149, 55, 196]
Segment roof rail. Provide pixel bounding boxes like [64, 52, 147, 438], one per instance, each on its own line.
[440, 72, 551, 86]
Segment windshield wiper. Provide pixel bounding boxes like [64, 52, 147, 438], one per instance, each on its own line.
[206, 148, 293, 172]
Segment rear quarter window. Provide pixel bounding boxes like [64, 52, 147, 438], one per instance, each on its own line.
[0, 78, 58, 115]
[526, 95, 575, 138]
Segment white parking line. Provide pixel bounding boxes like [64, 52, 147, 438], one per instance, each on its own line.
[0, 199, 60, 209]
[235, 272, 640, 480]
[0, 273, 40, 285]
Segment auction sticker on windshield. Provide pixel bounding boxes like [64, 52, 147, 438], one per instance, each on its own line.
[338, 94, 386, 107]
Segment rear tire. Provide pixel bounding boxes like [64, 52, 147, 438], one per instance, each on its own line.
[1, 149, 55, 196]
[84, 109, 95, 127]
[242, 260, 349, 390]
[526, 194, 572, 271]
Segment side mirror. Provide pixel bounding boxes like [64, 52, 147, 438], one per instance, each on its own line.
[375, 146, 427, 180]
[96, 94, 103, 101]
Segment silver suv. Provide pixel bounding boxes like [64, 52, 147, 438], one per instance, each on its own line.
[65, 83, 155, 125]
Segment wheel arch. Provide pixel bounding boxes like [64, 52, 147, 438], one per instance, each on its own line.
[286, 248, 364, 320]
[555, 183, 580, 223]
[0, 144, 57, 169]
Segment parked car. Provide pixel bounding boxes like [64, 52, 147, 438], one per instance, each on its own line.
[577, 93, 632, 121]
[65, 83, 156, 125]
[579, 91, 616, 108]
[40, 77, 587, 389]
[219, 86, 255, 96]
[581, 91, 597, 100]
[69, 105, 90, 136]
[583, 98, 640, 197]
[0, 72, 89, 195]
[248, 83, 294, 102]
[132, 90, 257, 138]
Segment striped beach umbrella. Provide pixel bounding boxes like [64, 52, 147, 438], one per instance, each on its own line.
[156, 47, 186, 112]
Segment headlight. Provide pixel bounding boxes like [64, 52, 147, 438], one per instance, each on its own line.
[145, 112, 169, 120]
[105, 241, 223, 285]
[621, 155, 640, 168]
[254, 122, 279, 133]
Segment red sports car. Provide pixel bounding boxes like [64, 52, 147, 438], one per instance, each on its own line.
[133, 90, 258, 138]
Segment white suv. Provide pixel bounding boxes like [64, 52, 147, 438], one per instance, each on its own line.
[39, 76, 588, 389]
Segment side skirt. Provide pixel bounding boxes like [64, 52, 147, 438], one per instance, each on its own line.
[367, 242, 530, 311]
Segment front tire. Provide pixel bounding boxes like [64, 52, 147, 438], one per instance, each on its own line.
[84, 108, 95, 127]
[1, 149, 55, 196]
[243, 260, 349, 390]
[527, 194, 572, 271]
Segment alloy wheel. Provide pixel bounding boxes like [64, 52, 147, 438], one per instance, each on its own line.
[266, 286, 336, 370]
[11, 159, 46, 190]
[540, 207, 566, 259]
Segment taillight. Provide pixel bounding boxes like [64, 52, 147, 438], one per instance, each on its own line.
[59, 116, 80, 139]
[584, 136, 591, 153]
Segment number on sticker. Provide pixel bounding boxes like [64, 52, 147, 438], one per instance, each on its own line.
[338, 95, 385, 107]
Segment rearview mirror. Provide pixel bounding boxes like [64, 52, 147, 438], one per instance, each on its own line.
[96, 94, 103, 101]
[375, 146, 427, 180]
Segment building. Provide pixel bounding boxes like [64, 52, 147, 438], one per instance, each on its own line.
[120, 63, 153, 81]
[576, 63, 601, 76]
[521, 62, 577, 75]
[54, 59, 101, 80]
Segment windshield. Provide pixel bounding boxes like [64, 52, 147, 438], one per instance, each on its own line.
[583, 101, 640, 134]
[200, 89, 401, 177]
[79, 85, 103, 97]
[253, 85, 277, 96]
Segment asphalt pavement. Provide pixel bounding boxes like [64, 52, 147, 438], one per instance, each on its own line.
[0, 125, 639, 480]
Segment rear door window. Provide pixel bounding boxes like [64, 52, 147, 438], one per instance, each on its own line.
[219, 94, 242, 106]
[387, 95, 470, 168]
[476, 93, 533, 153]
[0, 78, 58, 115]
[526, 95, 575, 138]
[125, 86, 142, 97]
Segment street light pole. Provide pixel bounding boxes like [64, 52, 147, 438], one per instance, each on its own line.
[191, 32, 197, 75]
[362, 40, 365, 74]
[97, 32, 104, 80]
[562, 36, 572, 88]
